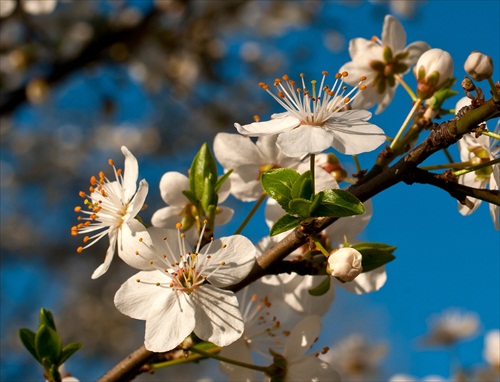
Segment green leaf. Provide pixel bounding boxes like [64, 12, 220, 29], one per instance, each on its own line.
[261, 168, 300, 213]
[35, 324, 62, 366]
[19, 329, 40, 363]
[201, 176, 216, 216]
[351, 242, 397, 273]
[189, 143, 218, 201]
[308, 276, 331, 296]
[290, 170, 313, 200]
[270, 214, 302, 236]
[48, 364, 62, 382]
[214, 169, 233, 194]
[59, 342, 83, 365]
[288, 198, 314, 217]
[182, 190, 199, 207]
[312, 189, 365, 218]
[39, 308, 56, 331]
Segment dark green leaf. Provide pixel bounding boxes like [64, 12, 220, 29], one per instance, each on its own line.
[261, 168, 300, 213]
[35, 325, 62, 366]
[351, 242, 397, 273]
[312, 189, 365, 218]
[291, 170, 313, 200]
[270, 214, 302, 236]
[19, 329, 39, 363]
[308, 276, 331, 296]
[59, 342, 83, 365]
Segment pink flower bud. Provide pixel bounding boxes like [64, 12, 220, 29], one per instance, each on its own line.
[327, 247, 363, 282]
[414, 48, 454, 99]
[464, 51, 494, 81]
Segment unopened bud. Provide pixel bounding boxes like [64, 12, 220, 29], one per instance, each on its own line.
[461, 77, 476, 93]
[414, 48, 454, 99]
[327, 247, 363, 282]
[464, 51, 494, 81]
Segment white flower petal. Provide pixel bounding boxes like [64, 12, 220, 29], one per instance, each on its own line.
[91, 229, 117, 279]
[204, 235, 256, 287]
[287, 356, 339, 382]
[144, 290, 196, 352]
[219, 339, 256, 382]
[191, 285, 244, 346]
[277, 125, 334, 157]
[214, 133, 262, 170]
[117, 219, 155, 270]
[347, 38, 381, 63]
[382, 15, 406, 52]
[490, 165, 500, 230]
[326, 117, 386, 155]
[125, 179, 149, 221]
[158, 172, 190, 207]
[114, 270, 174, 320]
[284, 315, 322, 362]
[337, 265, 387, 294]
[283, 275, 335, 315]
[214, 206, 234, 226]
[404, 41, 431, 67]
[121, 146, 139, 201]
[235, 115, 299, 136]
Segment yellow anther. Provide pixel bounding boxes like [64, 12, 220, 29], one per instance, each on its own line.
[149, 260, 153, 265]
[139, 237, 143, 242]
[74, 206, 81, 212]
[156, 282, 160, 286]
[136, 279, 141, 283]
[135, 251, 139, 255]
[220, 261, 225, 265]
[222, 243, 227, 248]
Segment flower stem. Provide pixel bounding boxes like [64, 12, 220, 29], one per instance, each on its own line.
[452, 157, 500, 177]
[187, 346, 270, 373]
[481, 130, 500, 140]
[150, 345, 222, 370]
[310, 153, 316, 196]
[487, 77, 500, 102]
[352, 154, 361, 174]
[395, 74, 417, 101]
[233, 192, 267, 235]
[312, 237, 330, 257]
[390, 98, 422, 150]
[419, 161, 472, 171]
[443, 148, 455, 164]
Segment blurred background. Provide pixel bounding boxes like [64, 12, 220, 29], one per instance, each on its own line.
[1, 0, 498, 381]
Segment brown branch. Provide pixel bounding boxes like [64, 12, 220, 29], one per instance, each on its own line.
[0, 10, 160, 116]
[404, 167, 500, 206]
[97, 98, 500, 381]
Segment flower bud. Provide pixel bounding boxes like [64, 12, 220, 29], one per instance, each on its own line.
[414, 48, 454, 99]
[327, 247, 363, 282]
[464, 51, 494, 81]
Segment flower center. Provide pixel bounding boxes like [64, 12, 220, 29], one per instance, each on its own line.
[259, 71, 366, 128]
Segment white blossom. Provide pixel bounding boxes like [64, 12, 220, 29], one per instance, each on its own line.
[339, 14, 429, 114]
[114, 224, 256, 352]
[235, 72, 386, 157]
[421, 308, 480, 346]
[414, 48, 454, 99]
[327, 247, 363, 282]
[464, 51, 494, 82]
[72, 146, 150, 279]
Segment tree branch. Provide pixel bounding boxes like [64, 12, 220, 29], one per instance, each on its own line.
[0, 10, 160, 116]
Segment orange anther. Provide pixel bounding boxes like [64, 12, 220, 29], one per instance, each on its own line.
[360, 84, 367, 90]
[84, 221, 90, 226]
[335, 73, 342, 79]
[77, 246, 83, 253]
[176, 222, 182, 229]
[99, 171, 105, 179]
[253, 115, 260, 122]
[83, 236, 89, 243]
[89, 186, 95, 193]
[79, 191, 86, 198]
[90, 176, 97, 185]
[344, 97, 351, 104]
[371, 35, 378, 42]
[278, 91, 285, 98]
[74, 206, 81, 212]
[282, 74, 289, 81]
[322, 70, 328, 76]
[116, 168, 122, 176]
[359, 76, 367, 81]
[108, 158, 114, 166]
[341, 71, 348, 77]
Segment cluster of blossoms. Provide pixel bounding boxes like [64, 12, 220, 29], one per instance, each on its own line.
[66, 13, 499, 382]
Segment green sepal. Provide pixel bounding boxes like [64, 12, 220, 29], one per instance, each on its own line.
[261, 168, 300, 213]
[270, 214, 302, 236]
[201, 176, 216, 216]
[290, 170, 313, 200]
[59, 342, 83, 365]
[311, 189, 365, 217]
[35, 324, 62, 366]
[189, 143, 218, 201]
[214, 169, 233, 194]
[308, 276, 331, 296]
[351, 242, 397, 273]
[19, 328, 39, 363]
[39, 308, 56, 331]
